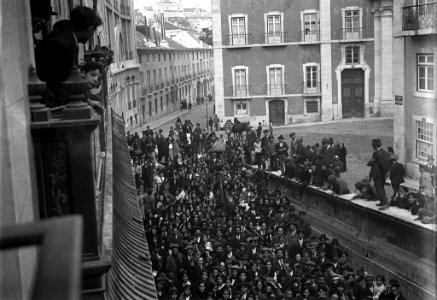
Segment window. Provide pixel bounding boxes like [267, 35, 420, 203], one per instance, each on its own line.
[146, 54, 149, 62]
[152, 70, 156, 84]
[304, 64, 319, 93]
[235, 102, 248, 115]
[266, 14, 283, 43]
[146, 71, 151, 87]
[345, 10, 359, 32]
[343, 8, 362, 39]
[155, 99, 158, 113]
[233, 67, 248, 97]
[267, 66, 284, 95]
[149, 101, 152, 116]
[416, 120, 434, 159]
[417, 54, 434, 92]
[303, 12, 318, 41]
[346, 46, 360, 64]
[230, 16, 247, 45]
[305, 100, 319, 113]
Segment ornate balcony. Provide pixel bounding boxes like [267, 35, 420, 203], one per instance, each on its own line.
[227, 34, 252, 47]
[403, 2, 437, 32]
[265, 84, 287, 96]
[262, 32, 287, 44]
[230, 85, 252, 98]
[340, 27, 366, 40]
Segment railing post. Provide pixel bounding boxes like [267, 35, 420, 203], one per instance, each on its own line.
[31, 65, 100, 260]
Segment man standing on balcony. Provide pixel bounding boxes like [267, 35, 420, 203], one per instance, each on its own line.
[367, 138, 390, 210]
[36, 6, 102, 107]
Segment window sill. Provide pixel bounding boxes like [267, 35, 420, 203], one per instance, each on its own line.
[414, 91, 436, 100]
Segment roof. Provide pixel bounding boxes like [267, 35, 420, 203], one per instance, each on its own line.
[106, 111, 157, 300]
[136, 26, 188, 50]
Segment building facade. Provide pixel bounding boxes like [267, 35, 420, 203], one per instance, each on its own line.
[137, 32, 214, 124]
[390, 0, 437, 179]
[212, 0, 388, 126]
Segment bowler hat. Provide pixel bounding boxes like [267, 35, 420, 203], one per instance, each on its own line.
[278, 135, 284, 140]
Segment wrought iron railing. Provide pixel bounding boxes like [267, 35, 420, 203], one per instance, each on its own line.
[265, 84, 287, 96]
[262, 32, 287, 44]
[230, 85, 252, 97]
[227, 34, 252, 46]
[301, 30, 320, 42]
[341, 27, 366, 40]
[403, 2, 437, 30]
[303, 82, 321, 94]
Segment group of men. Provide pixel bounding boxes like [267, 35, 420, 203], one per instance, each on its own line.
[128, 118, 407, 300]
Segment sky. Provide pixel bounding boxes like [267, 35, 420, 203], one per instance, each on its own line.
[134, 0, 211, 12]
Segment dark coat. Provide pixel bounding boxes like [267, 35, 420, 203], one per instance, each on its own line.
[368, 148, 390, 181]
[36, 20, 78, 83]
[390, 161, 405, 185]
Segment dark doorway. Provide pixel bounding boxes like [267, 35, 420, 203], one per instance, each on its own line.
[269, 99, 285, 125]
[342, 69, 364, 118]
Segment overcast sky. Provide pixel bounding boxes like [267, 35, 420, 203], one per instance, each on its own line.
[134, 0, 211, 12]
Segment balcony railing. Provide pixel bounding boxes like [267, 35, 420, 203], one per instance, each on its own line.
[227, 34, 252, 46]
[301, 30, 320, 42]
[262, 32, 287, 44]
[230, 85, 252, 98]
[265, 84, 287, 96]
[341, 27, 365, 40]
[403, 2, 437, 31]
[303, 82, 321, 94]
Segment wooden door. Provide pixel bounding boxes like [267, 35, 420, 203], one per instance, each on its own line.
[342, 69, 364, 118]
[269, 100, 285, 125]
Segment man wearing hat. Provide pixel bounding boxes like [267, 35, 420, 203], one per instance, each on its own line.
[298, 211, 312, 238]
[166, 243, 184, 279]
[367, 138, 390, 210]
[327, 174, 350, 195]
[389, 154, 405, 198]
[357, 275, 376, 299]
[275, 135, 289, 173]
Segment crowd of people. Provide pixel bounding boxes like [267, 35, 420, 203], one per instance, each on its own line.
[127, 118, 412, 300]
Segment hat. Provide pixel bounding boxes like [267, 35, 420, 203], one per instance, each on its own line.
[307, 241, 318, 249]
[296, 137, 303, 143]
[289, 132, 296, 137]
[365, 275, 374, 281]
[299, 211, 306, 216]
[278, 135, 284, 140]
[247, 236, 258, 243]
[254, 253, 263, 259]
[262, 247, 271, 252]
[371, 139, 382, 147]
[297, 229, 305, 235]
[332, 275, 340, 280]
[332, 238, 339, 245]
[170, 243, 180, 249]
[239, 242, 248, 248]
[231, 265, 241, 270]
[237, 282, 250, 290]
[268, 135, 274, 139]
[306, 260, 316, 266]
[186, 244, 194, 250]
[319, 234, 327, 240]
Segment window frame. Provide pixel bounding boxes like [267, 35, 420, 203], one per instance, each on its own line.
[229, 14, 248, 45]
[304, 99, 320, 114]
[234, 101, 249, 116]
[414, 116, 435, 161]
[264, 11, 284, 43]
[231, 66, 249, 97]
[345, 46, 360, 64]
[301, 10, 319, 41]
[266, 64, 285, 95]
[417, 53, 435, 92]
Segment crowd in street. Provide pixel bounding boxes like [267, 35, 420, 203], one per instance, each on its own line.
[127, 118, 413, 300]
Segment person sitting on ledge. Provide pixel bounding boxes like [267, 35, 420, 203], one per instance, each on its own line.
[390, 186, 410, 209]
[327, 175, 350, 195]
[352, 178, 377, 201]
[35, 6, 102, 107]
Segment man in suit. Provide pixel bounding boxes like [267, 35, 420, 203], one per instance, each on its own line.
[389, 154, 405, 198]
[367, 138, 390, 210]
[425, 156, 436, 188]
[36, 6, 102, 107]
